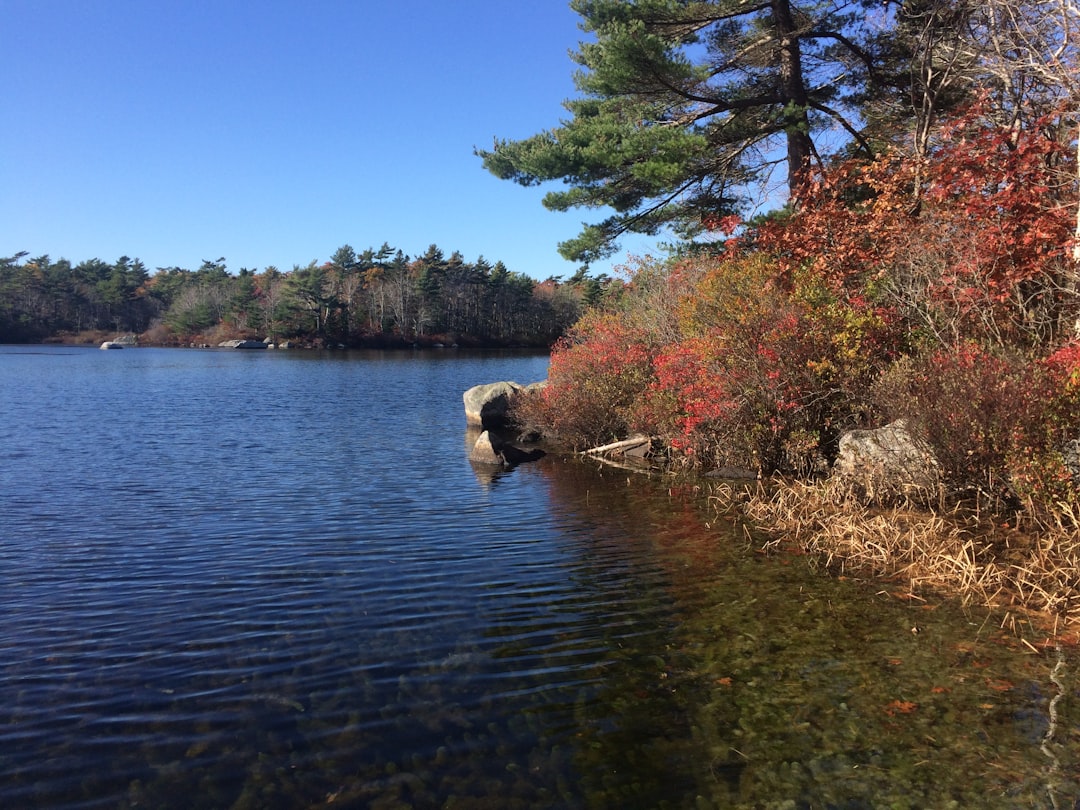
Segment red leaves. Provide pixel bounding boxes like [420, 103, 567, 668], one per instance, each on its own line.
[918, 121, 1073, 306]
[539, 310, 658, 448]
[647, 338, 734, 444]
[884, 699, 919, 716]
[701, 213, 742, 235]
[755, 107, 1075, 350]
[535, 103, 1076, 485]
[1044, 343, 1080, 391]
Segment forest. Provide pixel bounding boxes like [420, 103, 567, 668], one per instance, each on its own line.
[483, 0, 1080, 621]
[0, 244, 604, 348]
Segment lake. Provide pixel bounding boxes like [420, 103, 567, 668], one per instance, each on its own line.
[0, 345, 1077, 809]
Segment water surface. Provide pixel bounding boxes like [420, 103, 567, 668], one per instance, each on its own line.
[0, 346, 1077, 808]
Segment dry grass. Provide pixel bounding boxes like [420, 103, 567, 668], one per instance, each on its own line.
[723, 478, 1080, 630]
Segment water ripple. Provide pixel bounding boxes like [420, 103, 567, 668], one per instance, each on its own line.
[2, 348, 1074, 809]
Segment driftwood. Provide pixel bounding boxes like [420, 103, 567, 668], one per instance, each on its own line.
[581, 435, 651, 456]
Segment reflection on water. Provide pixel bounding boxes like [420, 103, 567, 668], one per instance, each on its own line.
[0, 346, 1077, 808]
[536, 460, 1080, 808]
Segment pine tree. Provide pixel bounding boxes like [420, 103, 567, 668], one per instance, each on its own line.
[479, 0, 894, 264]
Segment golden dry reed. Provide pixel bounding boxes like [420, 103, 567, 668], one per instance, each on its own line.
[725, 479, 1080, 630]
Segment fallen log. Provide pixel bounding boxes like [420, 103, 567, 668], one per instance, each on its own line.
[581, 435, 651, 456]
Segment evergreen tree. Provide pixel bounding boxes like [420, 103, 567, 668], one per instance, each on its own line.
[288, 261, 333, 338]
[328, 245, 362, 343]
[479, 0, 893, 263]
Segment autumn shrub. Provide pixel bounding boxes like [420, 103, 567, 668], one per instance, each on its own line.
[639, 253, 902, 473]
[771, 110, 1075, 352]
[531, 308, 655, 449]
[531, 106, 1075, 495]
[604, 254, 702, 345]
[872, 343, 1045, 503]
[892, 120, 1075, 350]
[754, 105, 1077, 354]
[141, 320, 175, 345]
[632, 335, 743, 462]
[738, 105, 1076, 498]
[1006, 344, 1080, 510]
[866, 341, 1080, 516]
[526, 255, 714, 451]
[753, 154, 911, 293]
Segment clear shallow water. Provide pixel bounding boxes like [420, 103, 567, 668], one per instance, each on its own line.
[0, 346, 1078, 809]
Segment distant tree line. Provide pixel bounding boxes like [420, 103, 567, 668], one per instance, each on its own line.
[0, 244, 609, 347]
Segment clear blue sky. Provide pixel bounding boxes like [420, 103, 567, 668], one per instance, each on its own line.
[1, 0, 661, 280]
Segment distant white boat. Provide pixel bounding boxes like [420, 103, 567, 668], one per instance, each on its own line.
[99, 341, 124, 350]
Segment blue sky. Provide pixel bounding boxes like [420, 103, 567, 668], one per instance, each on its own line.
[1, 0, 662, 280]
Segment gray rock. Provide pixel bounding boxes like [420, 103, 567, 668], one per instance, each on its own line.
[469, 430, 504, 465]
[469, 429, 547, 467]
[832, 419, 940, 503]
[218, 339, 267, 349]
[1063, 438, 1080, 483]
[463, 381, 523, 430]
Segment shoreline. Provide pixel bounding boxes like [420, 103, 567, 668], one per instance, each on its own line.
[569, 438, 1080, 643]
[718, 476, 1080, 644]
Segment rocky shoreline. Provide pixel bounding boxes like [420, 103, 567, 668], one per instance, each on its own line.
[465, 380, 1080, 639]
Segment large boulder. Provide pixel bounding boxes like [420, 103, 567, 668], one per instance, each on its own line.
[469, 431, 504, 465]
[468, 430, 546, 467]
[832, 419, 940, 503]
[218, 339, 267, 349]
[463, 381, 523, 430]
[1063, 438, 1080, 484]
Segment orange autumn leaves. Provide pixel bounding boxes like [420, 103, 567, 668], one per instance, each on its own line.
[881, 646, 1018, 719]
[534, 104, 1078, 497]
[884, 700, 919, 716]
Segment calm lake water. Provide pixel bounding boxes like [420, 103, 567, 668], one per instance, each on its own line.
[1, 345, 1077, 809]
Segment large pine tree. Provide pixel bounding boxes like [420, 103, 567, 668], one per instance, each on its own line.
[479, 0, 896, 264]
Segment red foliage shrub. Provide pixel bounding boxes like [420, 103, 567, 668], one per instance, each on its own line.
[633, 254, 904, 472]
[1042, 343, 1080, 430]
[756, 106, 1076, 351]
[527, 105, 1077, 513]
[533, 309, 655, 449]
[754, 155, 912, 293]
[633, 336, 736, 458]
[1005, 344, 1080, 507]
[874, 343, 1044, 499]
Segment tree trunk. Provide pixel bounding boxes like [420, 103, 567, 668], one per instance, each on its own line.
[1075, 120, 1080, 264]
[773, 0, 814, 194]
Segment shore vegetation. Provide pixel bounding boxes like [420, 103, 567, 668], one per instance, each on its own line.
[496, 0, 1080, 629]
